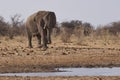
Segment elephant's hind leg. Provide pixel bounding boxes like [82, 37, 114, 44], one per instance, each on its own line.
[26, 27, 33, 48]
[28, 34, 33, 48]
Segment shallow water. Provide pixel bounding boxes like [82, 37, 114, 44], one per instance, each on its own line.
[0, 67, 120, 77]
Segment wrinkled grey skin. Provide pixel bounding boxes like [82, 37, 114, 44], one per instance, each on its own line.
[25, 11, 56, 50]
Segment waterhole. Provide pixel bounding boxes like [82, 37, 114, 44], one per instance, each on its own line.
[0, 67, 120, 76]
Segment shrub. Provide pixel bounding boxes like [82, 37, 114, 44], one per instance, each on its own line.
[60, 27, 72, 43]
[74, 26, 85, 44]
[52, 27, 60, 37]
[0, 14, 26, 39]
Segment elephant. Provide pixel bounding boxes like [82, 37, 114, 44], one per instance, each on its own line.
[35, 11, 56, 44]
[25, 11, 56, 50]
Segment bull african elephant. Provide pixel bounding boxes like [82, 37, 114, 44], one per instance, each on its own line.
[25, 11, 56, 50]
[35, 11, 56, 44]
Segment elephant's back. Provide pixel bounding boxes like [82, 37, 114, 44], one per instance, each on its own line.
[26, 13, 36, 24]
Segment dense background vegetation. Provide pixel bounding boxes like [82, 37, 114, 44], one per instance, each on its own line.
[0, 14, 120, 43]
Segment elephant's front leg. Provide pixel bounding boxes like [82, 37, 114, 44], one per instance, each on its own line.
[40, 27, 48, 50]
[47, 28, 52, 44]
[27, 33, 33, 48]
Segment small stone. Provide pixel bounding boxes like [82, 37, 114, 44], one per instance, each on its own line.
[15, 53, 19, 56]
[27, 53, 30, 55]
[62, 52, 67, 55]
[51, 46, 54, 48]
[29, 50, 34, 52]
[43, 52, 50, 55]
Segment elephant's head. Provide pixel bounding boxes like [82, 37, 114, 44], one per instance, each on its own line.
[34, 11, 46, 28]
[42, 11, 56, 29]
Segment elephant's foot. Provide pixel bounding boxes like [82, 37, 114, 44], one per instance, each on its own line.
[41, 46, 48, 51]
[47, 41, 51, 44]
[37, 45, 43, 48]
[47, 42, 51, 44]
[27, 45, 33, 48]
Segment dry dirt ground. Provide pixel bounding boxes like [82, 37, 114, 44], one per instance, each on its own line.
[0, 76, 120, 80]
[0, 36, 120, 79]
[0, 36, 120, 73]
